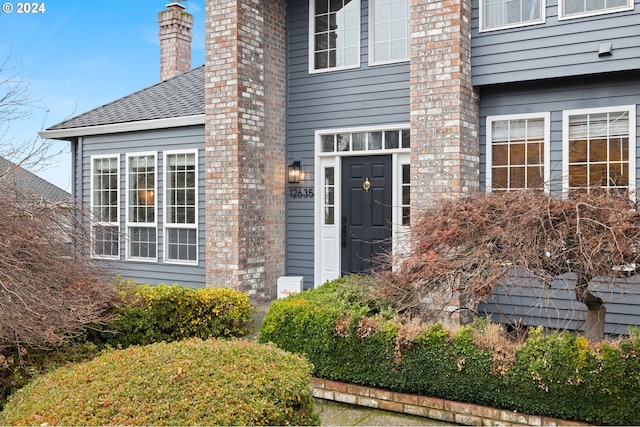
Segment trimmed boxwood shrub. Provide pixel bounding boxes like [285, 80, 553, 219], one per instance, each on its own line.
[0, 281, 256, 410]
[1, 338, 319, 426]
[259, 278, 640, 425]
[90, 281, 256, 348]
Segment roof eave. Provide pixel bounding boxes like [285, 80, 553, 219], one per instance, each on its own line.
[39, 114, 205, 140]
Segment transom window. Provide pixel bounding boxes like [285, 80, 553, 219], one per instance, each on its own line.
[563, 106, 636, 195]
[486, 113, 549, 192]
[91, 155, 120, 259]
[165, 151, 198, 264]
[126, 153, 157, 260]
[370, 0, 409, 64]
[310, 0, 360, 72]
[559, 0, 632, 19]
[320, 128, 410, 153]
[480, 0, 543, 31]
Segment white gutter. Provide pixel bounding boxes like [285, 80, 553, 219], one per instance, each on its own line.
[38, 114, 205, 140]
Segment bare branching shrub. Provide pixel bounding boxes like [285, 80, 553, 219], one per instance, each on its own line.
[377, 190, 640, 336]
[0, 186, 116, 350]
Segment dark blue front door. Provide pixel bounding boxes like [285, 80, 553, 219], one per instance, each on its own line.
[341, 155, 392, 274]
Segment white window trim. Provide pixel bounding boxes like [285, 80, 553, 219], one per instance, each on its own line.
[558, 0, 633, 20]
[314, 123, 410, 286]
[485, 112, 551, 193]
[561, 105, 636, 197]
[90, 154, 120, 260]
[308, 0, 362, 74]
[478, 0, 546, 32]
[368, 0, 409, 66]
[163, 149, 199, 266]
[125, 152, 158, 262]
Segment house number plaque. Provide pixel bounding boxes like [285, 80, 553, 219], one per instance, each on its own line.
[289, 188, 314, 199]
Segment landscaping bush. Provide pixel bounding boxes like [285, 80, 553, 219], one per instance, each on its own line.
[90, 281, 256, 348]
[1, 338, 320, 426]
[259, 278, 640, 425]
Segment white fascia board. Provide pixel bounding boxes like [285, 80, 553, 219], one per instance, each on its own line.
[38, 114, 205, 140]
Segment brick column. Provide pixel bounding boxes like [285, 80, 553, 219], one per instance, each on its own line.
[409, 0, 479, 323]
[409, 0, 479, 210]
[204, 0, 286, 301]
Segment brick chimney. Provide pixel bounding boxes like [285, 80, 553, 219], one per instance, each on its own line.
[158, 2, 193, 81]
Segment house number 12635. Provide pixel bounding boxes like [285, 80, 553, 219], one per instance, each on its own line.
[289, 188, 314, 199]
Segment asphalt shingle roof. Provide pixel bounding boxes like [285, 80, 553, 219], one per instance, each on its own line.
[46, 66, 204, 131]
[0, 157, 71, 203]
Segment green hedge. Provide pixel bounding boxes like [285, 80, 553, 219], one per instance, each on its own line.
[259, 278, 640, 425]
[90, 282, 256, 347]
[1, 281, 256, 410]
[1, 338, 319, 426]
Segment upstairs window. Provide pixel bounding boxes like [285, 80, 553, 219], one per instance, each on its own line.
[370, 0, 409, 64]
[559, 0, 632, 19]
[480, 0, 544, 31]
[126, 153, 157, 261]
[310, 0, 360, 72]
[563, 106, 636, 195]
[486, 113, 549, 192]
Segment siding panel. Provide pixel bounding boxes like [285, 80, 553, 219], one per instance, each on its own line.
[478, 272, 640, 335]
[285, 0, 410, 287]
[479, 74, 640, 334]
[79, 126, 206, 288]
[471, 0, 640, 85]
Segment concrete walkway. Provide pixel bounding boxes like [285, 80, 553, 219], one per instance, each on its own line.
[316, 399, 454, 426]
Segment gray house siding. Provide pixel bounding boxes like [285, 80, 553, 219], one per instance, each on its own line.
[478, 271, 640, 336]
[471, 0, 640, 86]
[478, 71, 640, 191]
[78, 125, 206, 288]
[285, 0, 410, 288]
[477, 72, 640, 334]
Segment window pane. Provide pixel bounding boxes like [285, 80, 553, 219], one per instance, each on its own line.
[489, 117, 546, 190]
[569, 139, 587, 163]
[352, 132, 366, 150]
[569, 164, 588, 188]
[492, 167, 508, 189]
[492, 145, 508, 166]
[313, 0, 360, 70]
[93, 226, 119, 257]
[563, 0, 629, 15]
[372, 0, 408, 62]
[567, 109, 631, 193]
[401, 129, 410, 148]
[92, 156, 119, 257]
[385, 130, 399, 149]
[167, 228, 197, 262]
[368, 132, 382, 150]
[129, 226, 157, 259]
[510, 167, 526, 188]
[324, 167, 335, 225]
[509, 143, 526, 165]
[526, 142, 543, 164]
[527, 166, 544, 188]
[321, 135, 335, 152]
[128, 154, 155, 224]
[483, 0, 541, 29]
[337, 134, 350, 151]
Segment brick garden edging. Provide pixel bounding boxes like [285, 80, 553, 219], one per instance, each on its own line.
[312, 377, 591, 426]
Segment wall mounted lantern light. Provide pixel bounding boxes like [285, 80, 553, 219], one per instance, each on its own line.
[288, 161, 301, 184]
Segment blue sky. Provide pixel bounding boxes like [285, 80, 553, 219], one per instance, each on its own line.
[0, 0, 205, 191]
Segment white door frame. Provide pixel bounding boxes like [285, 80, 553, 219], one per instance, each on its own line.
[313, 124, 410, 287]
